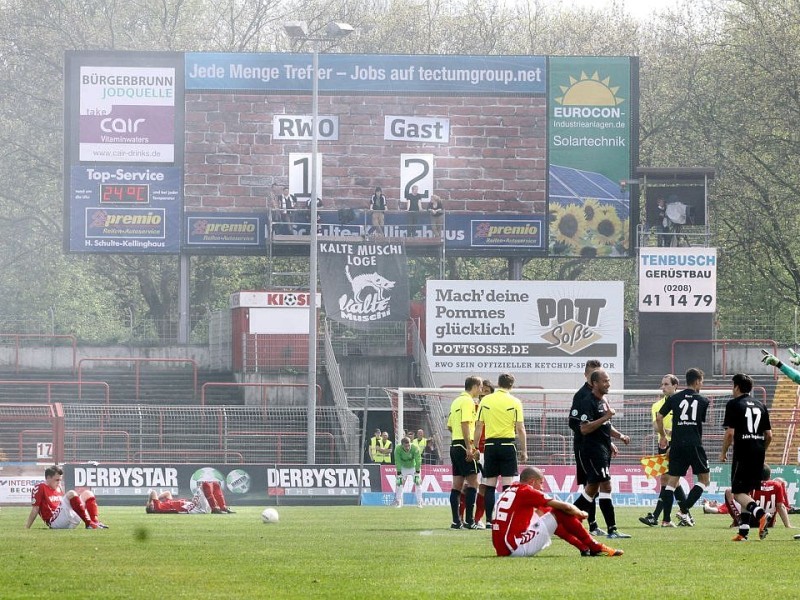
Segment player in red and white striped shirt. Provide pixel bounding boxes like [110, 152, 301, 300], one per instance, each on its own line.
[491, 467, 623, 557]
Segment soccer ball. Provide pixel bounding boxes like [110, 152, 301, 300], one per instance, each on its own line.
[225, 469, 251, 494]
[261, 508, 280, 524]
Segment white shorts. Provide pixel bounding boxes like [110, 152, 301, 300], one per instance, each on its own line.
[185, 488, 211, 514]
[399, 467, 416, 478]
[48, 496, 83, 529]
[509, 512, 557, 557]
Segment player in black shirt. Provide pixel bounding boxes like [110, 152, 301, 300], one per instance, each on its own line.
[656, 368, 709, 527]
[568, 360, 602, 535]
[571, 368, 632, 539]
[721, 372, 773, 541]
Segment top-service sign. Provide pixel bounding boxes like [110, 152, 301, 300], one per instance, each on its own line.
[638, 248, 717, 313]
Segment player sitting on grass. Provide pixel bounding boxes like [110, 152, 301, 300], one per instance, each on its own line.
[491, 467, 623, 558]
[25, 465, 108, 529]
[146, 481, 234, 514]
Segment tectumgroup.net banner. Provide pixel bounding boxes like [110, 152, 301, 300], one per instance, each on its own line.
[425, 280, 623, 373]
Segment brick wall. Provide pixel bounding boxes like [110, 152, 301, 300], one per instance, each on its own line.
[184, 93, 546, 214]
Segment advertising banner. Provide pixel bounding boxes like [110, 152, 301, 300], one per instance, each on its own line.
[185, 211, 267, 253]
[64, 464, 267, 505]
[319, 240, 410, 327]
[78, 65, 177, 163]
[426, 280, 623, 373]
[68, 165, 181, 253]
[186, 53, 547, 94]
[266, 465, 378, 497]
[548, 57, 633, 257]
[638, 247, 717, 313]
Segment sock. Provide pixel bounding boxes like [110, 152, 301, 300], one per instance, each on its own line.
[84, 496, 99, 522]
[738, 511, 751, 538]
[69, 495, 92, 525]
[458, 491, 466, 521]
[725, 494, 741, 523]
[464, 487, 477, 524]
[748, 502, 766, 527]
[652, 486, 665, 520]
[598, 493, 616, 530]
[202, 482, 220, 510]
[674, 484, 687, 505]
[661, 486, 675, 523]
[450, 489, 462, 524]
[415, 482, 423, 506]
[474, 493, 486, 522]
[553, 511, 598, 551]
[211, 482, 227, 509]
[587, 496, 597, 527]
[574, 492, 595, 528]
[483, 486, 497, 523]
[682, 483, 706, 512]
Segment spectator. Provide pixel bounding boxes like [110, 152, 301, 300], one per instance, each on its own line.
[369, 186, 387, 236]
[427, 194, 444, 239]
[404, 184, 424, 236]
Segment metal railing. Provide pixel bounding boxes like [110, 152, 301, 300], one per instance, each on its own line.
[78, 357, 199, 401]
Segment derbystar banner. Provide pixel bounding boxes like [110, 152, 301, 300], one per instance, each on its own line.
[548, 56, 634, 257]
[64, 464, 267, 505]
[426, 280, 623, 373]
[319, 241, 410, 327]
[266, 465, 378, 497]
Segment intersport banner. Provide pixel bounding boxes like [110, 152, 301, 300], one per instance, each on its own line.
[319, 240, 410, 327]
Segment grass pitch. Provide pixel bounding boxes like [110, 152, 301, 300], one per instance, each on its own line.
[2, 505, 798, 599]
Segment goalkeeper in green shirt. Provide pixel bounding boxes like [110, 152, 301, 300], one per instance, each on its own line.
[761, 348, 800, 383]
[394, 437, 423, 508]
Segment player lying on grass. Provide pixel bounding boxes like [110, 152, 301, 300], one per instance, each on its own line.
[702, 466, 793, 529]
[491, 467, 623, 557]
[25, 464, 108, 529]
[146, 481, 234, 514]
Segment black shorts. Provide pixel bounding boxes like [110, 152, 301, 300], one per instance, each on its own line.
[731, 459, 763, 495]
[668, 444, 709, 477]
[450, 443, 479, 477]
[483, 439, 518, 478]
[576, 448, 611, 484]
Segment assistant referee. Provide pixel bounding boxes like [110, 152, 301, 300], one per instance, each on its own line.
[473, 373, 527, 526]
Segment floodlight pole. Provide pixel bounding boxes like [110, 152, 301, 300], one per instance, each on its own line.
[284, 21, 353, 465]
[307, 42, 319, 465]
